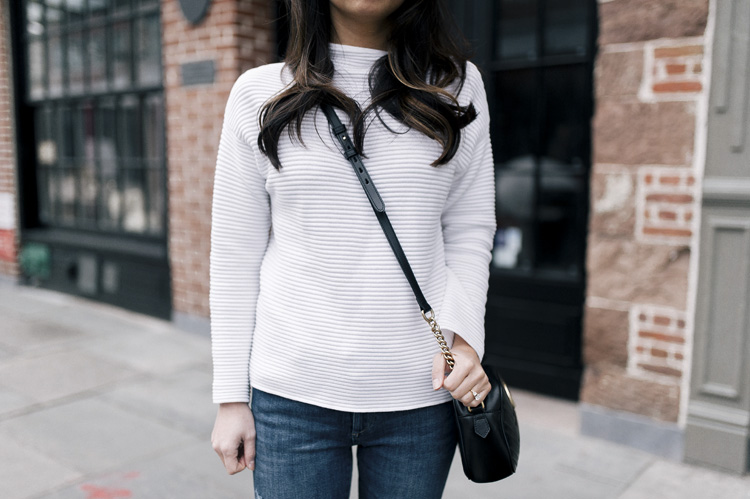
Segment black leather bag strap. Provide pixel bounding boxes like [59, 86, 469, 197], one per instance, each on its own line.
[320, 103, 431, 314]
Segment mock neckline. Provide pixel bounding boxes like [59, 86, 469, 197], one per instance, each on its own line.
[329, 43, 387, 73]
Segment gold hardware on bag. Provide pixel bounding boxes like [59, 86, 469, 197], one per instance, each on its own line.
[422, 309, 455, 370]
[503, 380, 516, 408]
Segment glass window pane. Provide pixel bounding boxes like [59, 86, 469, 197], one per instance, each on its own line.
[89, 26, 107, 92]
[97, 98, 119, 229]
[493, 169, 534, 271]
[147, 167, 163, 234]
[143, 94, 163, 159]
[541, 66, 589, 171]
[57, 103, 73, 158]
[27, 38, 45, 100]
[112, 0, 130, 13]
[68, 30, 85, 95]
[26, 1, 45, 35]
[48, 34, 63, 97]
[35, 106, 56, 224]
[491, 69, 537, 165]
[536, 171, 585, 273]
[123, 168, 147, 233]
[60, 165, 76, 224]
[58, 107, 76, 223]
[64, 0, 85, 23]
[79, 101, 97, 224]
[137, 16, 161, 86]
[89, 0, 109, 19]
[113, 21, 131, 89]
[117, 95, 139, 158]
[497, 0, 538, 60]
[544, 0, 589, 56]
[46, 0, 64, 26]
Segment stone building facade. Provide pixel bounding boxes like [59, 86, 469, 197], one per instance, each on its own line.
[1, 0, 747, 474]
[581, 0, 710, 450]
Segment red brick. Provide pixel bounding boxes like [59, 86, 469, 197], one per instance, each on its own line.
[653, 81, 703, 93]
[658, 211, 677, 220]
[659, 175, 681, 185]
[639, 330, 685, 344]
[654, 45, 704, 58]
[665, 64, 687, 75]
[650, 348, 669, 358]
[637, 363, 682, 377]
[653, 315, 671, 326]
[642, 227, 693, 238]
[645, 193, 694, 203]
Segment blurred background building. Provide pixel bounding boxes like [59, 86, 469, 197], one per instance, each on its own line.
[0, 0, 747, 475]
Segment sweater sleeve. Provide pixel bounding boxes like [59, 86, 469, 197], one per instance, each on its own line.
[210, 74, 271, 404]
[436, 67, 497, 360]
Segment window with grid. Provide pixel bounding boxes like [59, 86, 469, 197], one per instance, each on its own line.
[488, 0, 594, 278]
[451, 0, 595, 279]
[23, 0, 165, 236]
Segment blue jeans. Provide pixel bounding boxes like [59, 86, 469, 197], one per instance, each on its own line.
[251, 388, 457, 499]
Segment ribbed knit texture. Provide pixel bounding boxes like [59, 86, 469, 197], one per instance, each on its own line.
[210, 43, 496, 412]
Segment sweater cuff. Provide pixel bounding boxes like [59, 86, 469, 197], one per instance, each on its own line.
[435, 267, 487, 361]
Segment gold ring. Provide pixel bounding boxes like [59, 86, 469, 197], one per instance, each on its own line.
[471, 390, 480, 401]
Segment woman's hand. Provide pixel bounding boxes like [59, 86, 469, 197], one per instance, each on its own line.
[211, 402, 256, 474]
[432, 334, 491, 408]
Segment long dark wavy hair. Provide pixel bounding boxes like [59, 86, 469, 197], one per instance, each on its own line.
[258, 0, 478, 170]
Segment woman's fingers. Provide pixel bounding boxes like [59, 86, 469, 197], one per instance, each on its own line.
[439, 347, 491, 407]
[432, 352, 448, 390]
[243, 429, 257, 470]
[212, 434, 243, 474]
[450, 370, 489, 407]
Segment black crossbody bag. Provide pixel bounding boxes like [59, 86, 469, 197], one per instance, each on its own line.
[321, 103, 520, 483]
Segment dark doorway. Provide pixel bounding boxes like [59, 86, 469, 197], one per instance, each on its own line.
[451, 0, 597, 399]
[10, 0, 171, 319]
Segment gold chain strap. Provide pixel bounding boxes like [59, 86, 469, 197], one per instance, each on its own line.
[422, 309, 455, 371]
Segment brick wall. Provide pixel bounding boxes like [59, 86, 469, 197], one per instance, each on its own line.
[0, 0, 19, 279]
[162, 0, 273, 318]
[582, 0, 709, 423]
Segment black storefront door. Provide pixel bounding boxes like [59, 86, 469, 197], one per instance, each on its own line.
[451, 0, 597, 400]
[11, 0, 171, 319]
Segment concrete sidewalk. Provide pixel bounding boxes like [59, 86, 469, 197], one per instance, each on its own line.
[0, 283, 748, 499]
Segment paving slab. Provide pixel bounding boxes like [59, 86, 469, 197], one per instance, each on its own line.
[80, 327, 210, 375]
[37, 440, 252, 499]
[0, 383, 35, 416]
[0, 397, 198, 475]
[101, 367, 215, 437]
[0, 348, 139, 405]
[619, 460, 750, 499]
[0, 314, 87, 353]
[0, 437, 82, 499]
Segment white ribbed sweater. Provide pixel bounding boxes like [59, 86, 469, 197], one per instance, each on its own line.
[210, 43, 496, 412]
